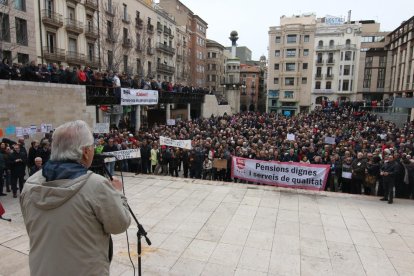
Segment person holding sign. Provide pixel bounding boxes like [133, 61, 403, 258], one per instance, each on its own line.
[341, 157, 353, 193]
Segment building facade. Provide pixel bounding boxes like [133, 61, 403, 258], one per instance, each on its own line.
[159, 0, 207, 87]
[206, 39, 225, 93]
[267, 14, 316, 115]
[311, 17, 361, 107]
[387, 16, 414, 98]
[225, 46, 252, 63]
[0, 0, 36, 64]
[240, 64, 259, 111]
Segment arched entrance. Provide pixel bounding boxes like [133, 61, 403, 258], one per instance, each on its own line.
[315, 96, 329, 105]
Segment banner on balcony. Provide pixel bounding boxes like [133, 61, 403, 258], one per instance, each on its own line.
[231, 157, 330, 191]
[121, 89, 158, 105]
[159, 136, 192, 150]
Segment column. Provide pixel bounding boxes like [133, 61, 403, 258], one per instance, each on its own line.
[135, 105, 141, 132]
[166, 104, 171, 122]
[187, 103, 191, 121]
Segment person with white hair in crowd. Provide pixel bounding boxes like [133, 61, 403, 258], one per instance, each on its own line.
[20, 120, 131, 276]
[29, 157, 43, 176]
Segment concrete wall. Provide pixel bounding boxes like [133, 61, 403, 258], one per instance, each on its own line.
[0, 80, 96, 142]
[201, 95, 232, 118]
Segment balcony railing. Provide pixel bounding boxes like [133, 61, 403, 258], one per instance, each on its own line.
[157, 23, 163, 32]
[316, 44, 357, 51]
[325, 74, 334, 80]
[85, 56, 99, 68]
[315, 74, 323, 80]
[84, 0, 98, 10]
[147, 24, 154, 34]
[135, 44, 142, 52]
[177, 54, 183, 60]
[67, 0, 81, 3]
[147, 47, 154, 55]
[316, 60, 324, 66]
[164, 26, 171, 36]
[104, 3, 115, 16]
[326, 59, 335, 64]
[85, 24, 99, 39]
[122, 38, 132, 48]
[157, 63, 175, 75]
[65, 18, 83, 34]
[41, 10, 63, 28]
[106, 33, 116, 43]
[156, 43, 175, 55]
[43, 46, 66, 61]
[66, 51, 85, 64]
[122, 14, 131, 24]
[135, 18, 143, 29]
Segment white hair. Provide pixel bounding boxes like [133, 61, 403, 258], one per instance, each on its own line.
[50, 120, 94, 162]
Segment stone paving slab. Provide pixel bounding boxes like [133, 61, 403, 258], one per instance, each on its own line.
[1, 173, 414, 275]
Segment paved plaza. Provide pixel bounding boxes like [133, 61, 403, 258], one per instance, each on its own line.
[1, 174, 414, 275]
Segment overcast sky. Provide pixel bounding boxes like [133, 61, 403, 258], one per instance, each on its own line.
[175, 0, 413, 60]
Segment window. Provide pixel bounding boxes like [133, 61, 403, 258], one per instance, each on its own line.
[326, 81, 332, 89]
[274, 64, 279, 70]
[0, 13, 10, 42]
[275, 36, 281, 43]
[14, 0, 26, 11]
[108, 51, 113, 69]
[123, 55, 128, 73]
[285, 77, 294, 85]
[287, 35, 297, 43]
[379, 56, 387, 67]
[318, 40, 323, 47]
[329, 40, 334, 47]
[212, 52, 217, 58]
[284, 91, 294, 98]
[377, 68, 386, 88]
[275, 50, 280, 57]
[344, 65, 350, 76]
[304, 35, 310, 42]
[328, 53, 334, 63]
[342, 80, 350, 91]
[46, 32, 56, 51]
[123, 27, 128, 41]
[365, 56, 373, 67]
[17, 53, 29, 64]
[273, 78, 279, 84]
[316, 67, 322, 77]
[303, 49, 309, 56]
[87, 43, 94, 61]
[345, 51, 352, 61]
[327, 67, 332, 77]
[302, 77, 307, 84]
[107, 20, 113, 38]
[123, 4, 128, 21]
[363, 68, 371, 88]
[302, 63, 308, 70]
[315, 81, 321, 89]
[346, 39, 351, 46]
[286, 63, 295, 71]
[16, 17, 28, 45]
[317, 53, 323, 63]
[286, 49, 296, 57]
[147, 61, 152, 75]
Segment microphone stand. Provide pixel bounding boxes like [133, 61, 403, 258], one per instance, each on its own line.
[102, 164, 151, 276]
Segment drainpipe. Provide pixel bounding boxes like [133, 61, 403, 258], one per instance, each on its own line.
[97, 0, 101, 71]
[38, 0, 44, 64]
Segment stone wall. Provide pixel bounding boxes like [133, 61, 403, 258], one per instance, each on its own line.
[0, 80, 96, 143]
[201, 95, 232, 118]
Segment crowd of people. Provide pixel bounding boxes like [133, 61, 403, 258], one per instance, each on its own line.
[0, 58, 210, 94]
[2, 103, 414, 203]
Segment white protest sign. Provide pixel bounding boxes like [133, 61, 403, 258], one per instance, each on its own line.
[121, 88, 158, 105]
[167, 119, 176, 126]
[231, 157, 330, 191]
[29, 125, 37, 135]
[287, 134, 295, 141]
[324, 137, 336, 145]
[159, 136, 192, 150]
[101, 149, 141, 162]
[93, 123, 110, 134]
[41, 123, 53, 133]
[15, 127, 23, 137]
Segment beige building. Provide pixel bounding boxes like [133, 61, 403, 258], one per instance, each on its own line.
[175, 25, 190, 85]
[206, 39, 225, 92]
[240, 64, 260, 111]
[357, 21, 390, 101]
[0, 0, 36, 65]
[159, 0, 207, 87]
[267, 14, 316, 115]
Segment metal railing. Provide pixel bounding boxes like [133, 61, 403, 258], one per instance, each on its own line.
[156, 43, 175, 55]
[65, 18, 83, 33]
[66, 51, 85, 64]
[157, 63, 175, 74]
[43, 47, 66, 61]
[85, 24, 99, 39]
[41, 9, 63, 27]
[85, 0, 98, 10]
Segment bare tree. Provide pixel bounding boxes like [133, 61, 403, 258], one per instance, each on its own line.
[99, 2, 134, 73]
[0, 0, 32, 62]
[134, 17, 156, 78]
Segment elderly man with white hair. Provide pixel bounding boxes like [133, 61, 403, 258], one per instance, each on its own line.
[20, 120, 131, 276]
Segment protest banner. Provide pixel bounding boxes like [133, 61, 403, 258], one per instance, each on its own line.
[213, 158, 227, 170]
[287, 133, 295, 141]
[231, 157, 330, 191]
[159, 136, 192, 150]
[167, 119, 176, 126]
[101, 149, 141, 163]
[121, 89, 158, 105]
[324, 137, 336, 145]
[93, 123, 110, 134]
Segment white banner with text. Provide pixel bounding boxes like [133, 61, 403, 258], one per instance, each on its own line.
[101, 149, 141, 162]
[231, 157, 330, 191]
[159, 136, 192, 150]
[121, 89, 159, 105]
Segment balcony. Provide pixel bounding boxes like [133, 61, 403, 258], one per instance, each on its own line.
[122, 14, 131, 24]
[85, 56, 99, 69]
[326, 59, 335, 65]
[156, 43, 175, 55]
[177, 54, 183, 61]
[157, 23, 163, 33]
[312, 89, 334, 94]
[316, 60, 324, 66]
[157, 63, 175, 75]
[84, 25, 99, 40]
[84, 0, 98, 10]
[66, 51, 85, 64]
[106, 33, 116, 43]
[147, 24, 154, 34]
[147, 47, 154, 55]
[43, 47, 66, 62]
[65, 18, 83, 34]
[104, 3, 115, 17]
[67, 0, 81, 3]
[135, 18, 143, 29]
[41, 10, 63, 28]
[135, 44, 142, 52]
[122, 38, 132, 48]
[325, 74, 334, 80]
[164, 26, 172, 36]
[315, 74, 323, 80]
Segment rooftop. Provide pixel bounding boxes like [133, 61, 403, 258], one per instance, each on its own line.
[1, 174, 414, 275]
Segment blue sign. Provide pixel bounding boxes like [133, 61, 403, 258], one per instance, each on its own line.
[283, 111, 291, 117]
[5, 125, 16, 135]
[325, 16, 344, 25]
